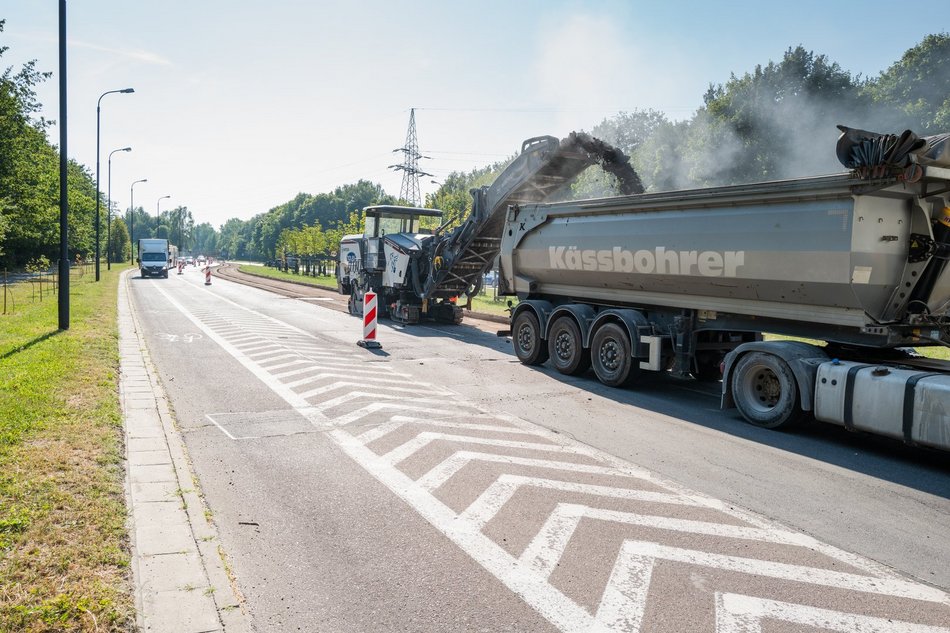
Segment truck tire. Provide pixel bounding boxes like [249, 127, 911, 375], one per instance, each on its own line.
[731, 352, 803, 429]
[513, 311, 549, 366]
[591, 323, 638, 387]
[548, 316, 590, 376]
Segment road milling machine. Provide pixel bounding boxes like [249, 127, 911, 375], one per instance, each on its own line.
[338, 127, 950, 449]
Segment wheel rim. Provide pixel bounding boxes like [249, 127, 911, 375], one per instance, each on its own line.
[598, 337, 622, 372]
[554, 330, 573, 362]
[745, 366, 781, 412]
[518, 323, 535, 355]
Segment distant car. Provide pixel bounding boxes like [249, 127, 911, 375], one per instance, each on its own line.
[196, 256, 206, 264]
[184, 257, 195, 265]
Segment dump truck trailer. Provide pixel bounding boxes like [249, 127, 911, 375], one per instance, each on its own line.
[500, 128, 950, 450]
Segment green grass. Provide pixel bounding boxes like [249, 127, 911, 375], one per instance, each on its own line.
[0, 264, 134, 631]
[467, 291, 515, 317]
[237, 264, 336, 288]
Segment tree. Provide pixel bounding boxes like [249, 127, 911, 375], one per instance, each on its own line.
[697, 45, 866, 184]
[0, 20, 98, 267]
[192, 222, 217, 255]
[572, 110, 669, 198]
[109, 217, 131, 262]
[863, 33, 950, 134]
[633, 119, 692, 191]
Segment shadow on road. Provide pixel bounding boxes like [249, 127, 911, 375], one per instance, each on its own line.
[398, 319, 950, 499]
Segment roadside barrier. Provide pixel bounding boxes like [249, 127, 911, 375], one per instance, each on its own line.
[357, 289, 382, 349]
[177, 261, 184, 275]
[204, 267, 212, 286]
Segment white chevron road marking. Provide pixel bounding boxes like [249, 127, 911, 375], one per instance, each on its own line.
[154, 281, 950, 632]
[715, 593, 950, 633]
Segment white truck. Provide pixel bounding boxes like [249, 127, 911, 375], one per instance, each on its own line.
[137, 238, 173, 278]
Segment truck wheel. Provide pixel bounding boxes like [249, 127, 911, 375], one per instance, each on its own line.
[513, 311, 549, 366]
[731, 352, 803, 429]
[591, 323, 637, 387]
[548, 316, 590, 375]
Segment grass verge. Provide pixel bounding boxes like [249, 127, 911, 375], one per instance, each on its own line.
[0, 265, 134, 632]
[237, 264, 336, 288]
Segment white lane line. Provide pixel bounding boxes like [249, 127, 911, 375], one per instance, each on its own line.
[592, 548, 652, 633]
[272, 358, 404, 372]
[253, 353, 302, 364]
[519, 502, 819, 580]
[264, 359, 313, 372]
[416, 452, 642, 493]
[715, 593, 950, 633]
[600, 542, 949, 608]
[330, 403, 461, 427]
[381, 431, 569, 467]
[357, 416, 530, 445]
[228, 336, 264, 345]
[298, 381, 454, 401]
[152, 284, 332, 430]
[328, 428, 594, 632]
[315, 392, 465, 412]
[206, 414, 239, 440]
[461, 475, 708, 531]
[272, 366, 325, 380]
[286, 372, 423, 390]
[234, 343, 279, 353]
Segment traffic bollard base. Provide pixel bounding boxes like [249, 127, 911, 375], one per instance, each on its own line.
[357, 340, 382, 349]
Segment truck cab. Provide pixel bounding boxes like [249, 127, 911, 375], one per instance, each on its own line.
[138, 238, 171, 278]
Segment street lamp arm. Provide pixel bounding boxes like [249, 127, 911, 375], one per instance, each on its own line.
[97, 87, 134, 107]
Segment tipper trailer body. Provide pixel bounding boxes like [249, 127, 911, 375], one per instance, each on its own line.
[501, 168, 950, 450]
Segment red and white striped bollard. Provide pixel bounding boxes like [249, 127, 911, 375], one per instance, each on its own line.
[204, 266, 212, 286]
[357, 289, 382, 349]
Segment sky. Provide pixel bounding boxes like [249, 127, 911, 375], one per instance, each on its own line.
[2, 1, 948, 230]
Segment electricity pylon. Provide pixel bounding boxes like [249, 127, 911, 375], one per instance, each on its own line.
[390, 108, 432, 206]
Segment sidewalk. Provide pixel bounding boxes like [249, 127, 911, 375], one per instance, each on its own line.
[118, 271, 253, 632]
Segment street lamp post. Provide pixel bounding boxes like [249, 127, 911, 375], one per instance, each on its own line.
[107, 146, 131, 269]
[95, 87, 134, 281]
[130, 178, 147, 263]
[156, 195, 171, 221]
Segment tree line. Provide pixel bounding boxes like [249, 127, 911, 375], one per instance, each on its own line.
[2, 19, 947, 269]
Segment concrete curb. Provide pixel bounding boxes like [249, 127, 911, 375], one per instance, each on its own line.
[119, 270, 253, 632]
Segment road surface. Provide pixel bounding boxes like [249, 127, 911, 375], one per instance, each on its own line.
[128, 265, 950, 632]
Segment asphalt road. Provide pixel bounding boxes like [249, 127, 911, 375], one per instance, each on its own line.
[130, 265, 950, 632]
